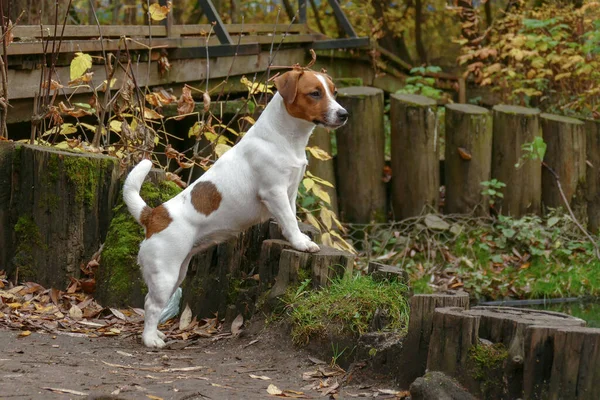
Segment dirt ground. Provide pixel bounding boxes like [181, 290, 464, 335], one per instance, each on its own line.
[0, 319, 404, 399]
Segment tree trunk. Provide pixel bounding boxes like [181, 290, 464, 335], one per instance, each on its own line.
[372, 0, 412, 64]
[267, 248, 311, 301]
[396, 292, 470, 387]
[444, 103, 493, 215]
[586, 119, 600, 233]
[414, 0, 427, 64]
[258, 239, 294, 293]
[335, 86, 386, 223]
[541, 113, 586, 218]
[309, 246, 353, 288]
[308, 126, 338, 214]
[390, 93, 439, 220]
[3, 144, 120, 289]
[491, 105, 542, 216]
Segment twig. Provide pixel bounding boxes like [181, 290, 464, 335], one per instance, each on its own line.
[542, 162, 600, 260]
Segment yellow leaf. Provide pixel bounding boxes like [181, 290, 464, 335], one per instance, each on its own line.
[19, 330, 31, 337]
[144, 107, 163, 120]
[109, 120, 122, 133]
[267, 384, 282, 395]
[149, 2, 170, 21]
[305, 171, 334, 187]
[146, 395, 164, 400]
[303, 178, 315, 192]
[305, 213, 321, 232]
[215, 143, 232, 158]
[555, 72, 572, 81]
[312, 185, 331, 205]
[306, 146, 332, 161]
[321, 232, 333, 247]
[320, 208, 332, 230]
[70, 52, 92, 80]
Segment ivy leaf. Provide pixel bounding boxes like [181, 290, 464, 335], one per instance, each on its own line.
[70, 52, 92, 80]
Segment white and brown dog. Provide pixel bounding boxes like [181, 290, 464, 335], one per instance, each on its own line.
[123, 69, 349, 348]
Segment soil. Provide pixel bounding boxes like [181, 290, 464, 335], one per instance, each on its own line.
[0, 318, 404, 399]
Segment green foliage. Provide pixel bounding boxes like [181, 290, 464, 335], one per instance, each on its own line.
[284, 274, 410, 345]
[396, 66, 447, 100]
[460, 1, 600, 118]
[516, 136, 547, 168]
[480, 179, 506, 207]
[468, 343, 508, 395]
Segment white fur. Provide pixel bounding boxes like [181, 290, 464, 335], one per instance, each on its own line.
[123, 90, 347, 348]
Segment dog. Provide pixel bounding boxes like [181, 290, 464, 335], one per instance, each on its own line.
[123, 69, 349, 348]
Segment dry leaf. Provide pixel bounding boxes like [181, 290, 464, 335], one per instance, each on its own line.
[231, 314, 243, 336]
[176, 86, 195, 119]
[249, 374, 271, 380]
[42, 387, 88, 396]
[18, 330, 31, 337]
[146, 395, 163, 400]
[267, 384, 282, 395]
[69, 305, 83, 320]
[203, 92, 211, 113]
[110, 308, 126, 320]
[179, 304, 192, 330]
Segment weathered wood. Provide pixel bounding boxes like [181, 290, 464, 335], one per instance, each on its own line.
[524, 325, 559, 400]
[4, 144, 120, 289]
[410, 371, 477, 400]
[541, 113, 586, 217]
[390, 93, 439, 220]
[367, 261, 409, 284]
[308, 246, 354, 288]
[444, 103, 493, 215]
[268, 220, 321, 244]
[335, 86, 386, 223]
[548, 327, 600, 400]
[491, 105, 542, 216]
[0, 142, 15, 272]
[307, 126, 338, 214]
[427, 307, 480, 377]
[268, 249, 311, 301]
[397, 292, 470, 387]
[585, 119, 600, 233]
[258, 239, 294, 292]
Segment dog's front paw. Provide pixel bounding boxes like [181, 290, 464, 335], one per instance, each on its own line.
[292, 237, 320, 253]
[142, 332, 166, 348]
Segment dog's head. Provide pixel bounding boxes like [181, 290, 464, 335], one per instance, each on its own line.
[274, 70, 349, 129]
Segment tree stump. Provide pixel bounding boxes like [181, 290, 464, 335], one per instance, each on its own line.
[0, 142, 15, 272]
[308, 246, 354, 288]
[444, 103, 493, 215]
[269, 220, 321, 244]
[2, 144, 120, 289]
[390, 93, 439, 220]
[427, 307, 480, 377]
[367, 261, 409, 284]
[258, 239, 293, 292]
[268, 248, 311, 301]
[491, 105, 542, 216]
[335, 86, 386, 223]
[585, 119, 600, 233]
[308, 126, 338, 214]
[397, 292, 470, 387]
[541, 113, 586, 218]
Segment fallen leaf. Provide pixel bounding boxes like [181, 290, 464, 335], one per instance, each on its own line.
[249, 374, 271, 380]
[69, 305, 83, 320]
[231, 314, 243, 336]
[18, 330, 31, 337]
[179, 304, 192, 330]
[110, 308, 126, 320]
[146, 395, 163, 400]
[267, 384, 283, 395]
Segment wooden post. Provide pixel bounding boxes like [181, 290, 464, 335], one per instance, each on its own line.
[444, 103, 493, 215]
[585, 119, 600, 233]
[491, 105, 542, 216]
[427, 307, 480, 377]
[335, 86, 386, 223]
[308, 126, 338, 214]
[396, 292, 470, 387]
[390, 93, 439, 220]
[541, 114, 586, 217]
[548, 327, 600, 400]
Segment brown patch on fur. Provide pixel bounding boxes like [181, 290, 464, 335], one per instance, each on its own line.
[141, 205, 172, 239]
[191, 181, 222, 216]
[274, 70, 335, 125]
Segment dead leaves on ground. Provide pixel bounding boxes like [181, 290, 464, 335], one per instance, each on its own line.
[0, 276, 223, 342]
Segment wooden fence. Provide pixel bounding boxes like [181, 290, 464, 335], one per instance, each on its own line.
[322, 89, 600, 232]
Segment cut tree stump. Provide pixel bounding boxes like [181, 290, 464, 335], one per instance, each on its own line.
[367, 261, 409, 284]
[541, 113, 586, 218]
[390, 93, 440, 220]
[258, 239, 294, 292]
[427, 307, 480, 377]
[269, 220, 321, 244]
[268, 248, 311, 301]
[1, 143, 120, 289]
[335, 86, 386, 223]
[309, 246, 354, 288]
[444, 103, 493, 215]
[307, 126, 338, 214]
[585, 119, 600, 233]
[491, 105, 542, 216]
[397, 292, 470, 387]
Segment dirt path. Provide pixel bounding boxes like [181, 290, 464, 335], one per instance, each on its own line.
[0, 321, 403, 399]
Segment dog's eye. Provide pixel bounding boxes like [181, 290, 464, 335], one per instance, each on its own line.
[309, 91, 321, 98]
[333, 90, 338, 96]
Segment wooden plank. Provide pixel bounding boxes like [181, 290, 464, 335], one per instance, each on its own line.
[7, 34, 320, 56]
[7, 48, 306, 100]
[12, 23, 310, 39]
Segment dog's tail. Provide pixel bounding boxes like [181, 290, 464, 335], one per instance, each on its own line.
[123, 159, 152, 224]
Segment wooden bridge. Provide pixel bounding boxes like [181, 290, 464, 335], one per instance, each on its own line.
[4, 0, 368, 124]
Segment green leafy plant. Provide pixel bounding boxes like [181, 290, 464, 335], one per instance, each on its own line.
[396, 66, 448, 100]
[480, 179, 506, 207]
[515, 136, 547, 168]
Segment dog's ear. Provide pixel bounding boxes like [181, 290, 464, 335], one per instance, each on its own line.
[275, 70, 302, 104]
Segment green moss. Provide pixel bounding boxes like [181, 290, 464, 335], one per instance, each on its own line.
[140, 180, 182, 207]
[64, 156, 100, 206]
[227, 276, 243, 304]
[12, 216, 45, 282]
[468, 343, 508, 395]
[334, 77, 364, 88]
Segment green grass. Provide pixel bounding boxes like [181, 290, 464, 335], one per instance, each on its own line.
[285, 274, 410, 345]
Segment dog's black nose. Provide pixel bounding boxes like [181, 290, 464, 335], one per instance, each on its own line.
[337, 109, 349, 122]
